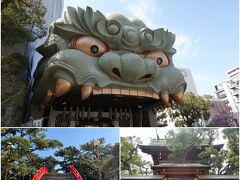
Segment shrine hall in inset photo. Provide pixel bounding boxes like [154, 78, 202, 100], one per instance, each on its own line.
[120, 128, 239, 180]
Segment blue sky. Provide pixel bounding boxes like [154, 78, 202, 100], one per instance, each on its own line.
[63, 0, 238, 95]
[36, 128, 119, 158]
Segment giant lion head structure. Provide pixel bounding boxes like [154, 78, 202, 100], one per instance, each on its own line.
[30, 6, 187, 127]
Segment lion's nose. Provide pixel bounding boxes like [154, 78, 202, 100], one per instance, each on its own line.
[111, 67, 153, 80]
[98, 52, 159, 82]
[112, 68, 121, 78]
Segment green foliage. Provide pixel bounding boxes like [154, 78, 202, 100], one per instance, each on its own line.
[157, 111, 168, 127]
[102, 142, 120, 179]
[166, 128, 239, 175]
[198, 129, 224, 175]
[1, 53, 26, 75]
[1, 53, 28, 126]
[1, 0, 46, 125]
[156, 93, 211, 127]
[166, 129, 203, 163]
[1, 128, 63, 179]
[198, 128, 239, 175]
[222, 128, 239, 175]
[166, 128, 218, 163]
[174, 120, 186, 127]
[198, 145, 224, 174]
[121, 136, 152, 175]
[55, 146, 80, 172]
[1, 52, 29, 126]
[158, 112, 167, 119]
[55, 138, 119, 180]
[1, 0, 47, 46]
[1, 130, 119, 180]
[42, 156, 58, 172]
[171, 92, 211, 127]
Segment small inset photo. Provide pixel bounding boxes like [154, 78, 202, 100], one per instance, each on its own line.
[120, 128, 239, 180]
[1, 128, 119, 180]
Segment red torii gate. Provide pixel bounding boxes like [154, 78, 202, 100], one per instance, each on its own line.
[69, 165, 83, 180]
[32, 165, 82, 180]
[32, 167, 48, 180]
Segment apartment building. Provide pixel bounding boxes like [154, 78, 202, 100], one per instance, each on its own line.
[214, 67, 239, 112]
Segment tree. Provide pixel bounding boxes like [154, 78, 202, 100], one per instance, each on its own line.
[1, 0, 47, 126]
[166, 129, 203, 162]
[134, 159, 152, 175]
[1, 129, 119, 180]
[121, 136, 152, 175]
[101, 143, 120, 179]
[55, 138, 119, 180]
[1, 53, 27, 120]
[79, 138, 118, 180]
[222, 128, 239, 175]
[156, 109, 168, 127]
[1, 0, 47, 46]
[208, 102, 239, 127]
[1, 128, 63, 180]
[198, 145, 224, 175]
[166, 128, 239, 175]
[42, 156, 58, 173]
[174, 119, 186, 127]
[197, 129, 224, 175]
[170, 92, 211, 127]
[166, 128, 219, 163]
[55, 146, 80, 172]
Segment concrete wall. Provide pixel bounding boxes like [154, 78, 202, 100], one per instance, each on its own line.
[178, 68, 198, 95]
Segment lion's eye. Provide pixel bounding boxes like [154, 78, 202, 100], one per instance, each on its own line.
[156, 57, 163, 65]
[144, 51, 169, 67]
[69, 36, 109, 57]
[90, 45, 99, 54]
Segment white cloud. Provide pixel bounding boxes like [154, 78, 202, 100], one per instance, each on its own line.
[193, 74, 215, 85]
[174, 33, 199, 60]
[122, 0, 200, 60]
[121, 0, 163, 28]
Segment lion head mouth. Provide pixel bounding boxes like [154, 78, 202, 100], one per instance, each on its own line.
[37, 82, 185, 127]
[33, 75, 186, 126]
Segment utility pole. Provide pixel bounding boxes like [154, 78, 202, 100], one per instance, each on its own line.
[94, 140, 102, 180]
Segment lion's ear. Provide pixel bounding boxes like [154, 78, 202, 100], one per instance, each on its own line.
[36, 43, 59, 57]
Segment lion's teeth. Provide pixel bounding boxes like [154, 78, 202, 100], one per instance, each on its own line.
[160, 93, 171, 107]
[172, 91, 184, 104]
[92, 87, 159, 99]
[39, 90, 53, 111]
[53, 78, 72, 97]
[80, 86, 93, 100]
